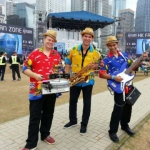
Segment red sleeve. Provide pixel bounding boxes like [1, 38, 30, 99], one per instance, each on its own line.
[99, 70, 107, 78]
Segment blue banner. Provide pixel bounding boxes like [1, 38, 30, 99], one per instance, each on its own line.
[0, 23, 34, 58]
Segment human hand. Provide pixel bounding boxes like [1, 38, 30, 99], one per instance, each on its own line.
[89, 63, 98, 69]
[142, 52, 148, 60]
[114, 76, 123, 82]
[34, 73, 43, 81]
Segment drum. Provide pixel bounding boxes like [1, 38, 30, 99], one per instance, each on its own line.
[42, 78, 70, 95]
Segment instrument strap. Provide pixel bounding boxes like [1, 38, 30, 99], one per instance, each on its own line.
[107, 85, 114, 95]
[107, 85, 126, 107]
[81, 46, 89, 67]
[119, 52, 127, 61]
[115, 101, 126, 107]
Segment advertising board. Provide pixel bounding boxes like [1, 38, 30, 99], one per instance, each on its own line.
[0, 23, 34, 58]
[125, 32, 150, 58]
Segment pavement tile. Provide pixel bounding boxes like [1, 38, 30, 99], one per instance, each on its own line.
[0, 78, 150, 150]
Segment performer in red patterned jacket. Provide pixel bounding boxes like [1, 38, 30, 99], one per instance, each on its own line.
[22, 30, 61, 150]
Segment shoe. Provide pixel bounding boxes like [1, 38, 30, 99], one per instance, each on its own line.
[109, 133, 119, 143]
[80, 125, 87, 135]
[18, 78, 21, 81]
[44, 136, 55, 145]
[22, 147, 36, 150]
[64, 122, 77, 128]
[122, 127, 135, 136]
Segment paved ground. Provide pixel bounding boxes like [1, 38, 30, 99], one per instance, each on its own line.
[0, 78, 150, 150]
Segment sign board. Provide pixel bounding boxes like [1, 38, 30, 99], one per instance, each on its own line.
[36, 21, 47, 48]
[0, 23, 34, 58]
[125, 32, 150, 58]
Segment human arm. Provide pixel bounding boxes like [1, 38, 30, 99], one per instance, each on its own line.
[100, 72, 123, 82]
[99, 58, 123, 82]
[2, 57, 6, 63]
[23, 69, 43, 81]
[22, 51, 43, 81]
[65, 64, 71, 74]
[17, 56, 21, 64]
[64, 50, 72, 74]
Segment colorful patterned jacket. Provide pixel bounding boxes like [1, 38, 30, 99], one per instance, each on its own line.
[65, 44, 101, 87]
[22, 47, 61, 100]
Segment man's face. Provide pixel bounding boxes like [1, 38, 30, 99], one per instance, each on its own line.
[107, 42, 118, 52]
[44, 36, 55, 49]
[82, 34, 93, 46]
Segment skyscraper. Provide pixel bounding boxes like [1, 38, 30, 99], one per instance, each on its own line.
[71, 0, 113, 50]
[113, 0, 126, 17]
[5, 0, 17, 16]
[35, 0, 71, 49]
[101, 0, 113, 51]
[16, 3, 35, 28]
[135, 0, 150, 32]
[35, 0, 47, 22]
[119, 9, 134, 51]
[46, 0, 69, 13]
[0, 4, 4, 23]
[0, 4, 2, 14]
[119, 9, 134, 33]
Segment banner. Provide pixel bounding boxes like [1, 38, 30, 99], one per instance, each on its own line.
[0, 23, 34, 58]
[54, 42, 65, 55]
[125, 32, 150, 58]
[116, 25, 124, 40]
[36, 21, 47, 48]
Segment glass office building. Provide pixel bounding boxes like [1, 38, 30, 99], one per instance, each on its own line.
[113, 0, 126, 17]
[135, 0, 150, 32]
[71, 0, 113, 50]
[16, 3, 35, 28]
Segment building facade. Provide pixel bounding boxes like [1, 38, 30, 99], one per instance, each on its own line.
[0, 14, 5, 23]
[113, 0, 126, 17]
[119, 9, 134, 33]
[5, 0, 34, 28]
[101, 0, 113, 51]
[135, 0, 150, 32]
[118, 9, 134, 51]
[4, 0, 19, 18]
[35, 0, 72, 50]
[0, 4, 4, 23]
[71, 0, 113, 51]
[46, 0, 69, 13]
[16, 3, 35, 28]
[0, 4, 3, 14]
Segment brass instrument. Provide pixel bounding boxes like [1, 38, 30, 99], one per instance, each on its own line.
[69, 60, 98, 86]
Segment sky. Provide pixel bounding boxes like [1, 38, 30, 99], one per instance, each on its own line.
[0, 0, 138, 11]
[126, 0, 138, 11]
[0, 0, 36, 5]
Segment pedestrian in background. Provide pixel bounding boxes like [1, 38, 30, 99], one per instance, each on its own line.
[9, 51, 21, 81]
[0, 52, 6, 81]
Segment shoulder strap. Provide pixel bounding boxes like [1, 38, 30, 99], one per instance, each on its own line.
[119, 52, 127, 61]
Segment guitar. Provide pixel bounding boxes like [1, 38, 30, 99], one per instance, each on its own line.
[107, 54, 145, 93]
